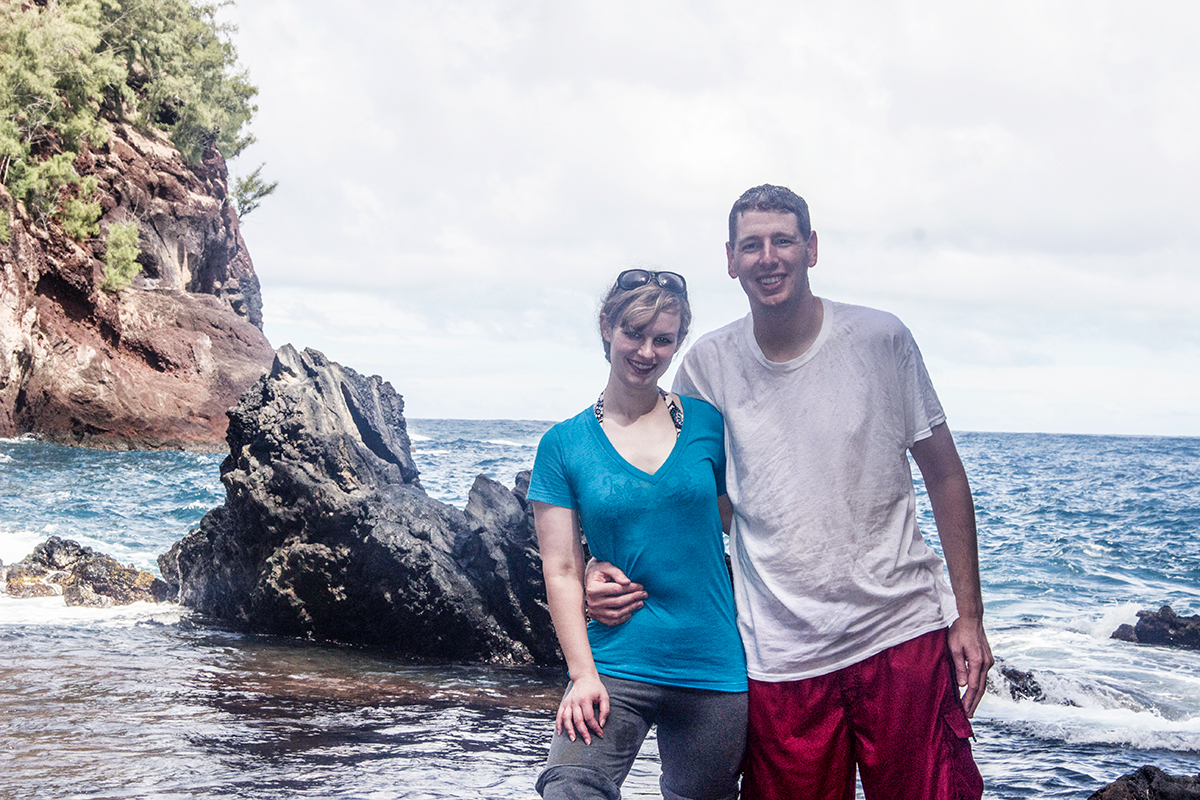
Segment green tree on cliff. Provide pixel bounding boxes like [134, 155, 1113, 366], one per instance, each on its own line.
[101, 219, 142, 292]
[97, 0, 259, 163]
[0, 0, 273, 244]
[0, 0, 122, 222]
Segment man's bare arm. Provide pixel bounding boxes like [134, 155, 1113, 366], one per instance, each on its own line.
[911, 423, 994, 717]
[718, 494, 733, 534]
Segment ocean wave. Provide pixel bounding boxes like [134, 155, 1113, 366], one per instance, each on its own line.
[0, 528, 56, 564]
[0, 528, 165, 575]
[0, 428, 1196, 798]
[984, 607, 1200, 753]
[0, 595, 187, 628]
[0, 434, 39, 445]
[482, 439, 538, 448]
[169, 500, 217, 513]
[980, 693, 1200, 753]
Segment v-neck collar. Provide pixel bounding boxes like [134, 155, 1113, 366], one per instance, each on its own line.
[589, 396, 689, 481]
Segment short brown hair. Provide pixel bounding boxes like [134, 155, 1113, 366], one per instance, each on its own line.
[729, 184, 811, 245]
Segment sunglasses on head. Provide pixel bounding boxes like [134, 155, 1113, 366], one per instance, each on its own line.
[616, 269, 688, 295]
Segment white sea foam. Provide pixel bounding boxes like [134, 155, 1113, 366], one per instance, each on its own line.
[0, 434, 38, 445]
[0, 528, 50, 564]
[1, 528, 162, 574]
[984, 605, 1200, 755]
[0, 594, 186, 627]
[979, 693, 1200, 752]
[1087, 602, 1147, 639]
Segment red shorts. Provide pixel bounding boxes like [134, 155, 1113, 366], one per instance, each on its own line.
[742, 629, 983, 800]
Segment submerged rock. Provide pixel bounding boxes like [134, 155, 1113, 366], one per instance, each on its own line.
[3, 536, 169, 606]
[1111, 606, 1200, 650]
[1088, 765, 1200, 799]
[991, 661, 1047, 703]
[159, 345, 559, 665]
[984, 657, 1080, 707]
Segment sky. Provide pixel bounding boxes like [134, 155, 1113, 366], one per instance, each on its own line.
[216, 0, 1199, 435]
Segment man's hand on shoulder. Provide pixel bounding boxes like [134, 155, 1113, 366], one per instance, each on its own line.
[584, 559, 647, 626]
[948, 614, 994, 718]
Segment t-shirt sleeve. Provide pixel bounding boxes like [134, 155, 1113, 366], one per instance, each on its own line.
[672, 350, 701, 400]
[678, 348, 727, 494]
[527, 425, 577, 509]
[673, 344, 721, 407]
[897, 328, 946, 445]
[714, 408, 728, 497]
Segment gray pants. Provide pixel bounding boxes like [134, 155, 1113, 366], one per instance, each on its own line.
[536, 674, 748, 800]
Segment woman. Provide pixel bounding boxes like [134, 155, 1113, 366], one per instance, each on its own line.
[528, 269, 747, 800]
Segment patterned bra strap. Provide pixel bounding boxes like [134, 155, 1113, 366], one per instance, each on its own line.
[593, 388, 683, 438]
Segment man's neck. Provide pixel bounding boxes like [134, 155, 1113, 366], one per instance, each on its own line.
[751, 293, 824, 363]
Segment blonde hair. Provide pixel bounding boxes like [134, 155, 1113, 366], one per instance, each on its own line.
[598, 277, 691, 362]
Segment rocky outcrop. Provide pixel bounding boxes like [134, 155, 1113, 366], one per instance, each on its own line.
[159, 345, 559, 665]
[1088, 765, 1200, 799]
[3, 536, 169, 607]
[0, 122, 273, 450]
[989, 660, 1047, 703]
[1112, 606, 1200, 650]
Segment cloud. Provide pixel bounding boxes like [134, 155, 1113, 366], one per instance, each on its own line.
[220, 0, 1200, 434]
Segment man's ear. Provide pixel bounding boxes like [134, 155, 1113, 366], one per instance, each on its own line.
[726, 241, 737, 279]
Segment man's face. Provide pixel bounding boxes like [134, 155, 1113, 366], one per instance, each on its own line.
[726, 210, 818, 311]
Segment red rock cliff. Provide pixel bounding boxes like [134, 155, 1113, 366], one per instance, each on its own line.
[0, 122, 274, 450]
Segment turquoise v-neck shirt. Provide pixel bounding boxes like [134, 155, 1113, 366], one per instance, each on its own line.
[529, 395, 747, 692]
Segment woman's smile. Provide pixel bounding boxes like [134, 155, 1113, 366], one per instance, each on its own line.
[606, 311, 681, 389]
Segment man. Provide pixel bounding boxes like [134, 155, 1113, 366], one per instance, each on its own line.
[587, 185, 993, 799]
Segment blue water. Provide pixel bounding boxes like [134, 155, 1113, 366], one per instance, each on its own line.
[1, 427, 1198, 798]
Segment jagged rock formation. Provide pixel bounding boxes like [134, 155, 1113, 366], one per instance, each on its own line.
[159, 345, 560, 665]
[1112, 606, 1200, 650]
[987, 659, 1048, 703]
[1088, 765, 1200, 799]
[0, 122, 274, 450]
[2, 536, 169, 607]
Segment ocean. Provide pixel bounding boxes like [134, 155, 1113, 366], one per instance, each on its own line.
[1, 424, 1198, 799]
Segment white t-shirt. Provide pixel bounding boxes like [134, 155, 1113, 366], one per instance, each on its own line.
[673, 298, 959, 682]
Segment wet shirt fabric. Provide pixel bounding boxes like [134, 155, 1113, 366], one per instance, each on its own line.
[674, 299, 959, 683]
[528, 395, 747, 692]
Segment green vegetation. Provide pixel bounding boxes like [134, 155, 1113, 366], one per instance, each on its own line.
[0, 1, 119, 211]
[232, 163, 277, 219]
[56, 175, 102, 240]
[101, 220, 143, 292]
[0, 0, 271, 238]
[98, 0, 258, 163]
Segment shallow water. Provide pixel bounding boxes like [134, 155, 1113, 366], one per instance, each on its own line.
[2, 427, 1199, 798]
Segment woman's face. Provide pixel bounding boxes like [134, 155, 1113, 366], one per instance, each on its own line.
[602, 309, 683, 392]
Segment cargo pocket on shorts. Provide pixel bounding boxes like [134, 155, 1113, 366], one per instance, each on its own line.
[939, 700, 984, 800]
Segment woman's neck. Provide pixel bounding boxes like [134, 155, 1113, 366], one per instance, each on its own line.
[601, 379, 662, 426]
